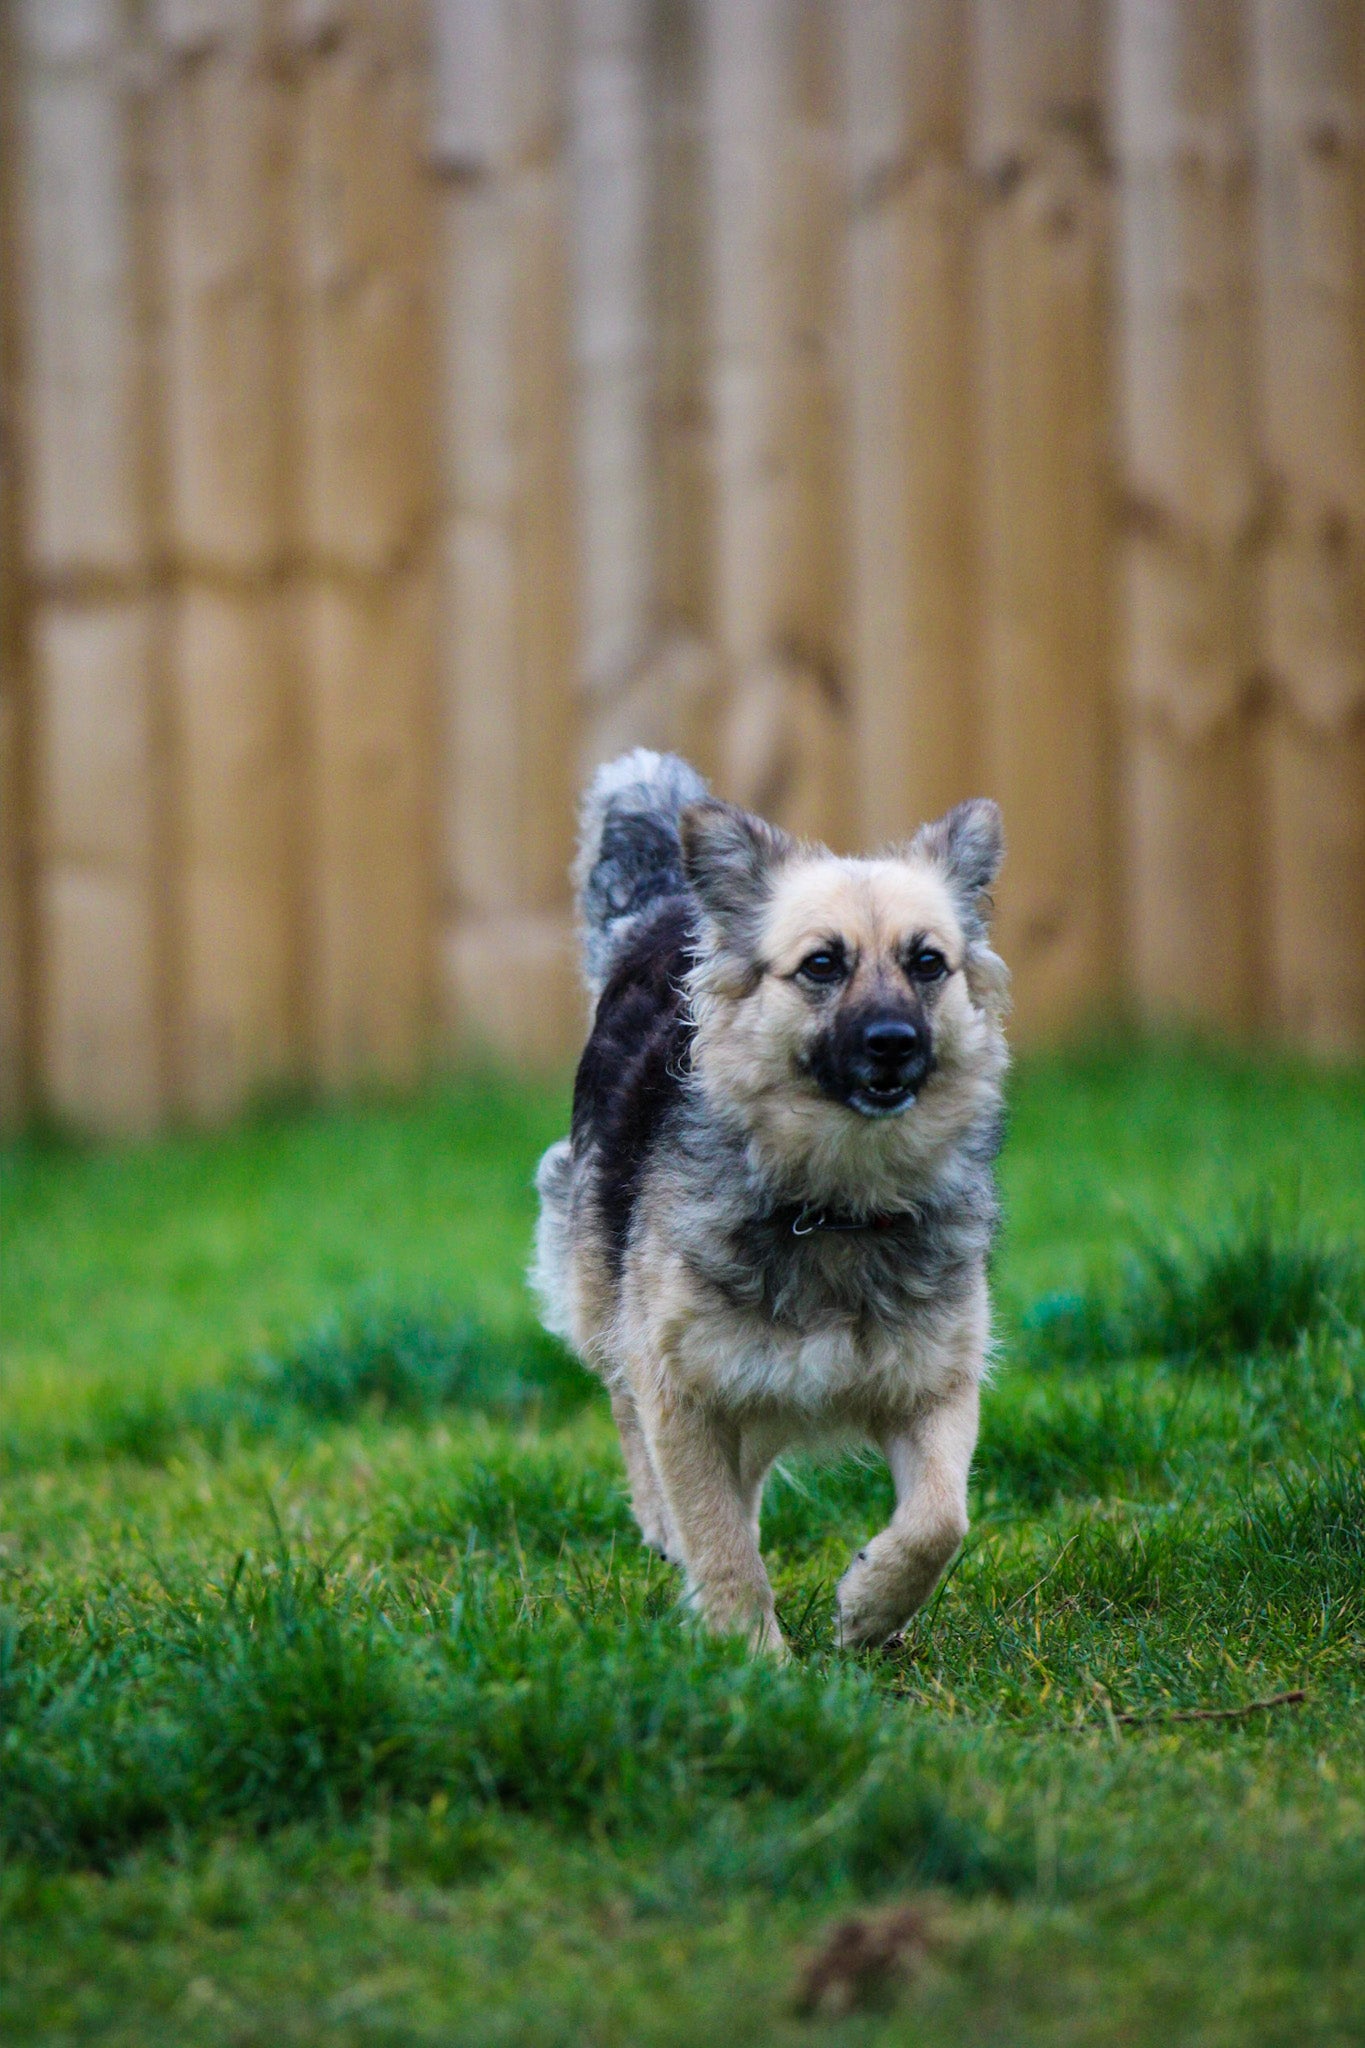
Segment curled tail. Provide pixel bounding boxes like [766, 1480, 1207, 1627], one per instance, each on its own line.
[574, 749, 709, 1000]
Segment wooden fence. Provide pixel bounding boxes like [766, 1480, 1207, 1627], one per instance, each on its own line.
[1, 0, 1361, 1133]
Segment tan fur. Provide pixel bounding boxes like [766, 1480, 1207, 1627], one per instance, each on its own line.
[583, 1230, 988, 1652]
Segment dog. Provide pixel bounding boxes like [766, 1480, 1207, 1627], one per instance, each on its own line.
[533, 751, 1009, 1654]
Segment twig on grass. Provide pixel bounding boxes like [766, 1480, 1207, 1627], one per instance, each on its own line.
[1113, 1689, 1306, 1728]
[1006, 1530, 1081, 1615]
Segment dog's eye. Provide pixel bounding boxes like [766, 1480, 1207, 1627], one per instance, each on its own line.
[797, 948, 846, 986]
[909, 947, 948, 982]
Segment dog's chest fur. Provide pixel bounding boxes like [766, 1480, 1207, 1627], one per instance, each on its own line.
[569, 900, 1000, 1414]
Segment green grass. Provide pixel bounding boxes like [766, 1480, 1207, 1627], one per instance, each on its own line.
[2, 1042, 1363, 2046]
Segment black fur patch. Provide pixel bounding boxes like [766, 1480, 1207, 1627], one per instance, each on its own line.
[805, 995, 934, 1109]
[582, 812, 690, 946]
[572, 897, 696, 1275]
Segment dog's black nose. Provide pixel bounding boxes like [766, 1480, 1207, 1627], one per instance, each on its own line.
[862, 1016, 921, 1069]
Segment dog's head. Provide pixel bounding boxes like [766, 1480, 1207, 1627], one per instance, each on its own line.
[679, 797, 1009, 1200]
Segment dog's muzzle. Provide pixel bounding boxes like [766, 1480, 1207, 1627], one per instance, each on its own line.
[849, 1012, 932, 1115]
[811, 1004, 934, 1117]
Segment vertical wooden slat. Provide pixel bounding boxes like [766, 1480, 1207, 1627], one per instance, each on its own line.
[16, 0, 166, 1131]
[0, 685, 24, 1131]
[158, 0, 286, 576]
[0, 630, 23, 1133]
[156, 0, 295, 1118]
[1112, 0, 1260, 1034]
[971, 0, 1115, 1035]
[431, 0, 580, 1062]
[513, 159, 580, 904]
[1251, 0, 1365, 1057]
[567, 0, 720, 785]
[19, 3, 146, 581]
[297, 568, 434, 1086]
[287, 0, 435, 1089]
[569, 0, 656, 713]
[654, 0, 717, 719]
[169, 586, 294, 1110]
[703, 0, 848, 843]
[788, 0, 848, 786]
[0, 0, 31, 1130]
[704, 0, 789, 683]
[31, 605, 163, 1130]
[290, 2, 432, 576]
[703, 0, 855, 847]
[842, 0, 976, 846]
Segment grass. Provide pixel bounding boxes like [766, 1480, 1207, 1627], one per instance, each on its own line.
[2, 1041, 1363, 2045]
[1021, 1202, 1362, 1368]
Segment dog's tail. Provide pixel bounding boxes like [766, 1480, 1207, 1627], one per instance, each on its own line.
[574, 748, 709, 1000]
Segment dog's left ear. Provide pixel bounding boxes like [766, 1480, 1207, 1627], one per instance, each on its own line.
[679, 799, 795, 937]
[912, 799, 1008, 1020]
[911, 798, 1003, 937]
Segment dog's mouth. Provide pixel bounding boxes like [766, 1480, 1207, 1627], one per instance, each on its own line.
[847, 1079, 918, 1118]
[805, 1023, 935, 1120]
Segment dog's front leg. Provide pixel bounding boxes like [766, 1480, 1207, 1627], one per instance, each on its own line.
[609, 1385, 678, 1561]
[836, 1373, 979, 1649]
[642, 1391, 784, 1655]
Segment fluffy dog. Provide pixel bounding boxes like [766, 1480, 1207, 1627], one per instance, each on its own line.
[533, 751, 1009, 1654]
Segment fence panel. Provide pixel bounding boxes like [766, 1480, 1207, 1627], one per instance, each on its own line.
[1252, 0, 1365, 1058]
[972, 0, 1118, 1034]
[1, 0, 1361, 1131]
[0, 4, 28, 1130]
[842, 0, 976, 848]
[288, 0, 435, 1089]
[16, 0, 168, 1131]
[431, 0, 581, 1065]
[1112, 0, 1261, 1032]
[704, 0, 848, 844]
[157, 0, 296, 1119]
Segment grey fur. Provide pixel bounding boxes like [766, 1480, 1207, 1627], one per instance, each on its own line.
[638, 1099, 1001, 1358]
[574, 748, 710, 999]
[531, 1139, 574, 1342]
[679, 798, 796, 964]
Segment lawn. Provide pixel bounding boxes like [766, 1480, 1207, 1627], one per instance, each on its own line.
[2, 1042, 1363, 2046]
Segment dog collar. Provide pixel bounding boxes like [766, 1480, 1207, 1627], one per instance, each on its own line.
[784, 1202, 908, 1237]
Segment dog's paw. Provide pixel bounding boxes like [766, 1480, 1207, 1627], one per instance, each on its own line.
[689, 1585, 787, 1659]
[835, 1546, 910, 1650]
[633, 1499, 680, 1564]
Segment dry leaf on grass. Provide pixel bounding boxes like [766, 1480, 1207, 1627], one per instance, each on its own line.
[793, 1903, 933, 2018]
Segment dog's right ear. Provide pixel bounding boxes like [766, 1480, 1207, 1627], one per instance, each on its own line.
[679, 799, 794, 936]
